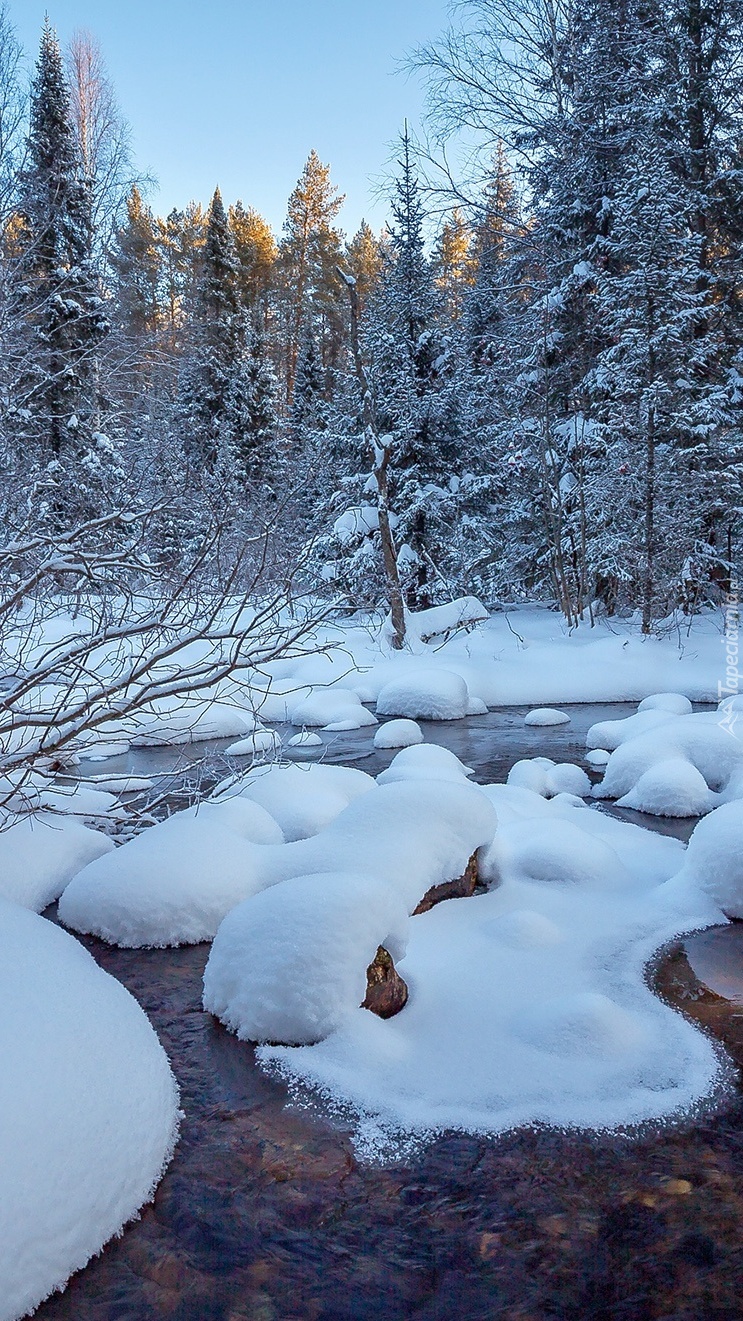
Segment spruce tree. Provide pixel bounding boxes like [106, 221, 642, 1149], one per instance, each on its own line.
[17, 20, 108, 459]
[176, 186, 243, 469]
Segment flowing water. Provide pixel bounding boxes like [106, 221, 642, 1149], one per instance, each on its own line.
[34, 703, 743, 1321]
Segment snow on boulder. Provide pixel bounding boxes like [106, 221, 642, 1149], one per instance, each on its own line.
[617, 757, 716, 817]
[0, 814, 114, 912]
[480, 817, 630, 890]
[203, 873, 409, 1046]
[289, 688, 377, 730]
[58, 812, 263, 948]
[546, 763, 591, 797]
[376, 743, 473, 786]
[524, 707, 570, 727]
[224, 762, 375, 842]
[593, 712, 742, 814]
[181, 797, 284, 844]
[373, 719, 424, 750]
[586, 708, 678, 751]
[225, 729, 280, 757]
[506, 758, 555, 796]
[586, 749, 610, 767]
[638, 693, 693, 715]
[376, 668, 470, 721]
[129, 696, 256, 746]
[672, 801, 743, 918]
[0, 899, 178, 1321]
[288, 731, 323, 748]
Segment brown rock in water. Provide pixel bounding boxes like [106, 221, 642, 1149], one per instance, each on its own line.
[413, 851, 479, 915]
[362, 945, 408, 1019]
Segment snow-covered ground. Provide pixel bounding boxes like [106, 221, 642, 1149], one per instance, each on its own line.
[3, 601, 743, 1314]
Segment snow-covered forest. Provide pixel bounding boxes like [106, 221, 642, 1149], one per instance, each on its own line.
[3, 2, 743, 1319]
[4, 0, 743, 628]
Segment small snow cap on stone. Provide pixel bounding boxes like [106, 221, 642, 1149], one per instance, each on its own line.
[524, 708, 570, 726]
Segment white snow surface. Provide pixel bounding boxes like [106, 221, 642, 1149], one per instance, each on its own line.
[221, 762, 375, 842]
[0, 813, 114, 912]
[376, 668, 472, 720]
[256, 789, 726, 1152]
[674, 802, 743, 918]
[204, 873, 409, 1045]
[373, 719, 424, 749]
[524, 707, 570, 726]
[0, 900, 178, 1321]
[593, 707, 743, 816]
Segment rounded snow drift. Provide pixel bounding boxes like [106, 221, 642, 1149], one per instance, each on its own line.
[638, 692, 693, 715]
[515, 992, 648, 1058]
[524, 707, 570, 726]
[376, 743, 473, 785]
[373, 719, 424, 750]
[617, 757, 716, 818]
[376, 668, 470, 721]
[679, 802, 743, 918]
[203, 872, 409, 1045]
[0, 900, 178, 1321]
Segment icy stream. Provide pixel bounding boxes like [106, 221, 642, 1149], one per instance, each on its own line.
[34, 702, 743, 1321]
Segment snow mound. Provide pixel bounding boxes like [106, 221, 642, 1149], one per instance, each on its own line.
[182, 797, 284, 844]
[638, 693, 693, 715]
[373, 719, 424, 749]
[58, 812, 263, 948]
[204, 873, 409, 1045]
[484, 908, 563, 949]
[129, 696, 255, 746]
[480, 818, 630, 889]
[397, 596, 489, 645]
[617, 757, 716, 817]
[547, 763, 591, 796]
[586, 708, 677, 751]
[376, 668, 470, 721]
[594, 711, 742, 814]
[288, 731, 323, 748]
[675, 802, 743, 918]
[586, 749, 610, 767]
[515, 992, 648, 1057]
[225, 762, 375, 842]
[225, 728, 280, 757]
[289, 688, 377, 730]
[0, 814, 114, 912]
[507, 757, 556, 796]
[524, 707, 570, 726]
[376, 743, 473, 785]
[0, 900, 178, 1321]
[505, 758, 588, 798]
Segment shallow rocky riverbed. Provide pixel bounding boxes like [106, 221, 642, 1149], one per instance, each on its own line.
[34, 703, 743, 1321]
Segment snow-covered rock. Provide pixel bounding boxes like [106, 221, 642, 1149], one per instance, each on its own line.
[524, 707, 570, 726]
[58, 811, 266, 948]
[586, 708, 677, 751]
[223, 762, 375, 842]
[373, 719, 424, 749]
[225, 728, 280, 757]
[204, 872, 409, 1045]
[480, 817, 630, 889]
[0, 814, 114, 912]
[594, 711, 742, 814]
[376, 743, 473, 785]
[129, 696, 256, 746]
[674, 802, 743, 917]
[376, 668, 471, 721]
[289, 688, 377, 730]
[638, 692, 693, 715]
[0, 900, 178, 1321]
[617, 757, 716, 817]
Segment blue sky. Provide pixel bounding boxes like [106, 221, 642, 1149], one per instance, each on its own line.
[15, 0, 451, 236]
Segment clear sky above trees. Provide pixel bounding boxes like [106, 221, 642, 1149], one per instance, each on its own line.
[15, 0, 449, 234]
